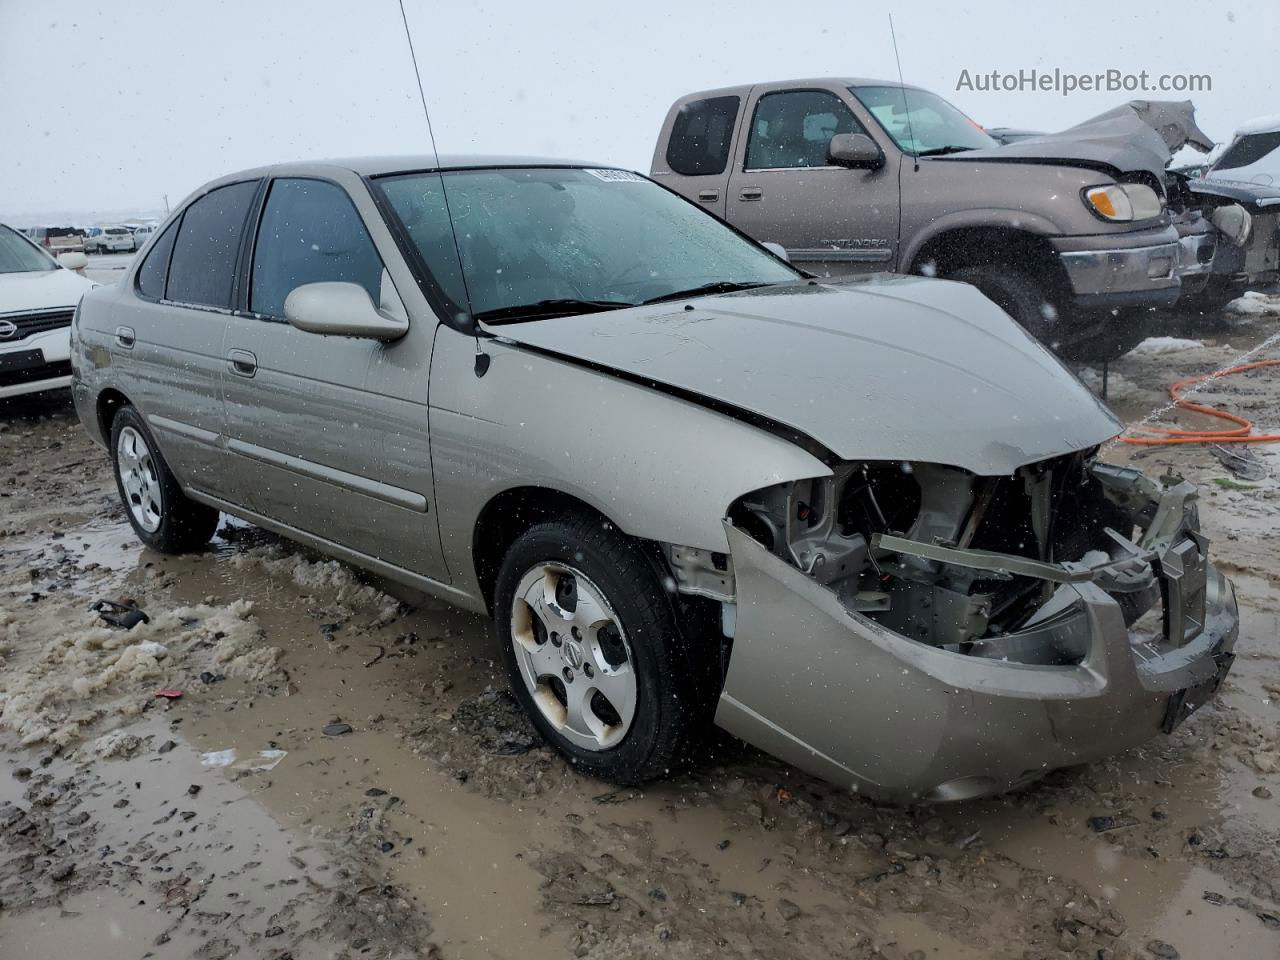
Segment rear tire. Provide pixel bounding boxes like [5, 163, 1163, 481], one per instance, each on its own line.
[493, 513, 707, 784]
[110, 405, 219, 553]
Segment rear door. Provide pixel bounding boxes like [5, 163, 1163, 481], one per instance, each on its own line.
[726, 84, 901, 277]
[113, 179, 259, 500]
[221, 175, 448, 579]
[650, 93, 744, 219]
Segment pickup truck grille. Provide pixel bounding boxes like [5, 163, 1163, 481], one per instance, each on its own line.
[0, 308, 75, 343]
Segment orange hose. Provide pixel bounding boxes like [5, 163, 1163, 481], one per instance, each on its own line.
[1120, 358, 1280, 446]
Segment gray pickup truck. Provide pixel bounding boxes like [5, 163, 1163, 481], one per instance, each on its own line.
[651, 79, 1205, 360]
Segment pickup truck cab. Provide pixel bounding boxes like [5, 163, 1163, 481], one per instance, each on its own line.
[652, 79, 1186, 360]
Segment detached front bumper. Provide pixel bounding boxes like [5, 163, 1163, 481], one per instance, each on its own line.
[715, 521, 1238, 804]
[1052, 226, 1181, 310]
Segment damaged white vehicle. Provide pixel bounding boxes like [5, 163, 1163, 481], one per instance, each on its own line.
[71, 159, 1238, 803]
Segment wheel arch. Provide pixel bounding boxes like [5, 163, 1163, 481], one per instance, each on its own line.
[907, 222, 1071, 298]
[96, 387, 132, 442]
[472, 485, 628, 615]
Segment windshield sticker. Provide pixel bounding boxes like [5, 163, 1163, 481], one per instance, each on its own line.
[585, 168, 646, 182]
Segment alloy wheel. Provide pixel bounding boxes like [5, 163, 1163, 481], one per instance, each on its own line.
[116, 425, 163, 532]
[510, 562, 637, 751]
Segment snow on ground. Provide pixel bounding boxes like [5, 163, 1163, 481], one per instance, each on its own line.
[1129, 336, 1206, 355]
[1226, 291, 1280, 316]
[228, 543, 405, 624]
[0, 599, 277, 747]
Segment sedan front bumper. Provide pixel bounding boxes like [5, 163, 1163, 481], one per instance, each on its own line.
[714, 522, 1238, 804]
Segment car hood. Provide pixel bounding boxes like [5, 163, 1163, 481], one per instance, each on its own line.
[943, 100, 1214, 181]
[485, 276, 1121, 476]
[0, 268, 96, 315]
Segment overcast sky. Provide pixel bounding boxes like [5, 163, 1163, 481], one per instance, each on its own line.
[1, 0, 1276, 222]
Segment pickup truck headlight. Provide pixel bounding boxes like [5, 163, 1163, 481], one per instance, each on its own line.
[1083, 183, 1163, 222]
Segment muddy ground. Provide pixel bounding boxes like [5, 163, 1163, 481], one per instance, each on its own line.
[2, 298, 1280, 960]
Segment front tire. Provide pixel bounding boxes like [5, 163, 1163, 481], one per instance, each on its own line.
[947, 264, 1063, 346]
[110, 405, 219, 553]
[493, 513, 706, 784]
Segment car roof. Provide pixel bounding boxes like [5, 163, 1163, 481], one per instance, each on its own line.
[205, 154, 619, 185]
[673, 78, 922, 102]
[1233, 113, 1280, 137]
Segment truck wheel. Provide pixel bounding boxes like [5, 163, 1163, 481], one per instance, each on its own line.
[948, 265, 1062, 346]
[493, 513, 705, 784]
[110, 405, 219, 553]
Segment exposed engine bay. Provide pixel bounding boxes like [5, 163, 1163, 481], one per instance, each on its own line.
[710, 453, 1206, 666]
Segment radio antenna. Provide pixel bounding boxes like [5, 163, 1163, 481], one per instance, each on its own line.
[888, 14, 919, 172]
[396, 0, 475, 328]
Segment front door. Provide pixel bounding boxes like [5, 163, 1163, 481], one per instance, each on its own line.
[727, 85, 900, 277]
[221, 176, 447, 580]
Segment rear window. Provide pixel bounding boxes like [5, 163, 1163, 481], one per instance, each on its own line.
[165, 180, 259, 308]
[666, 96, 739, 176]
[1213, 131, 1280, 172]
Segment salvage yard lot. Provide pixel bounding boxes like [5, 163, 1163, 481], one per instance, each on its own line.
[2, 303, 1280, 960]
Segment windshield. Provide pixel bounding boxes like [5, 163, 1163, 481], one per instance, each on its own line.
[376, 167, 799, 321]
[851, 85, 995, 155]
[0, 224, 57, 273]
[1210, 130, 1280, 183]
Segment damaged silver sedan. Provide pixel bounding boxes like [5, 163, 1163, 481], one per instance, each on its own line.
[70, 157, 1238, 803]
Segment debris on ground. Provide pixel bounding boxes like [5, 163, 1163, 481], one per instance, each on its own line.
[90, 598, 150, 629]
[454, 689, 543, 756]
[1212, 443, 1269, 481]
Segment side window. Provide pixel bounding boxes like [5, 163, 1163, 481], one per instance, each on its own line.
[165, 180, 259, 308]
[666, 96, 739, 176]
[745, 91, 865, 170]
[250, 179, 383, 318]
[135, 218, 179, 300]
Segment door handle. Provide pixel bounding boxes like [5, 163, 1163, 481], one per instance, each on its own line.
[738, 187, 763, 201]
[227, 348, 258, 378]
[114, 326, 136, 349]
[697, 190, 719, 203]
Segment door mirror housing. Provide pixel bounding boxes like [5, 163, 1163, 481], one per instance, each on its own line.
[284, 282, 408, 341]
[57, 251, 88, 272]
[828, 133, 884, 170]
[761, 241, 789, 262]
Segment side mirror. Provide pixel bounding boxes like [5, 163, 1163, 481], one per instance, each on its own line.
[761, 241, 790, 262]
[284, 281, 408, 340]
[828, 133, 884, 170]
[58, 251, 88, 272]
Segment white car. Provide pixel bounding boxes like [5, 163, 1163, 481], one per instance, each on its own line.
[130, 224, 157, 248]
[1206, 114, 1280, 187]
[84, 226, 137, 254]
[1, 224, 97, 399]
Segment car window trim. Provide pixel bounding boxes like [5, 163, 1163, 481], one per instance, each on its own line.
[742, 87, 867, 173]
[241, 174, 388, 325]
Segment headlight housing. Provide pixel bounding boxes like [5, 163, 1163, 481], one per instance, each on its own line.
[1083, 183, 1164, 222]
